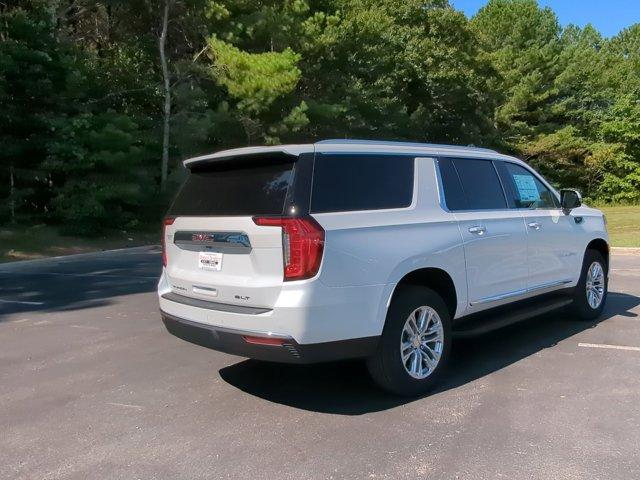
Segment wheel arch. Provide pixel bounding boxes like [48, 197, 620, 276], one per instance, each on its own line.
[390, 267, 459, 320]
[586, 238, 609, 270]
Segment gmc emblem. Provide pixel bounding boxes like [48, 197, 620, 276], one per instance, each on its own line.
[192, 233, 211, 242]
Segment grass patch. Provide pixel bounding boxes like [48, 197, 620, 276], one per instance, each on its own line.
[598, 205, 640, 248]
[0, 224, 159, 263]
[1, 206, 637, 263]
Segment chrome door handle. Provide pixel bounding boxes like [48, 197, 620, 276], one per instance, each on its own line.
[528, 222, 541, 230]
[468, 226, 486, 235]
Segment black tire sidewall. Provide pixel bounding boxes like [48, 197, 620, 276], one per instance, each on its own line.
[370, 286, 452, 396]
[572, 249, 608, 320]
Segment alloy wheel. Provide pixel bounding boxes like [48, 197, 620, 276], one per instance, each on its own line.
[400, 306, 444, 379]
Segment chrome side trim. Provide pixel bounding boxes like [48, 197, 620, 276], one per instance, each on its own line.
[162, 292, 272, 315]
[160, 309, 291, 340]
[527, 279, 573, 293]
[470, 288, 528, 306]
[470, 279, 573, 306]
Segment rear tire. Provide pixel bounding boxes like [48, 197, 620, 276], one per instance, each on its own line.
[570, 249, 608, 321]
[367, 286, 452, 396]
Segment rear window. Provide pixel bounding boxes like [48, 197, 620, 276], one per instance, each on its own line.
[311, 154, 414, 213]
[168, 158, 295, 216]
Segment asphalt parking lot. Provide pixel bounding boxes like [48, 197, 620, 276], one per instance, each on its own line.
[1, 247, 639, 480]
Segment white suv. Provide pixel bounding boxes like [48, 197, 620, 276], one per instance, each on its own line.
[159, 140, 609, 395]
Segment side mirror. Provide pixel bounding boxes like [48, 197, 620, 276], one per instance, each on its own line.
[560, 189, 582, 212]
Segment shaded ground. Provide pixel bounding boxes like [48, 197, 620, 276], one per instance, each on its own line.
[1, 250, 639, 479]
[0, 225, 158, 262]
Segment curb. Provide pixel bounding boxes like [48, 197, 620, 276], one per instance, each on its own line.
[0, 245, 160, 270]
[611, 247, 640, 255]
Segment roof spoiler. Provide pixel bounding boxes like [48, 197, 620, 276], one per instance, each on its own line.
[183, 145, 313, 168]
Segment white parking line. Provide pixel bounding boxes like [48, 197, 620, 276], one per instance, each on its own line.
[106, 402, 144, 410]
[0, 299, 45, 306]
[578, 343, 640, 352]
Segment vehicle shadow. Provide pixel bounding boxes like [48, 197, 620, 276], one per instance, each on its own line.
[219, 291, 639, 415]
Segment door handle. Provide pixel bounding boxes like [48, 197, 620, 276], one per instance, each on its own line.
[468, 226, 486, 235]
[528, 222, 541, 230]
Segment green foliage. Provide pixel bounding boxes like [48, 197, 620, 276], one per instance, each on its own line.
[44, 112, 159, 234]
[0, 4, 68, 222]
[472, 0, 563, 136]
[0, 0, 638, 234]
[207, 37, 306, 143]
[472, 0, 639, 200]
[293, 0, 497, 143]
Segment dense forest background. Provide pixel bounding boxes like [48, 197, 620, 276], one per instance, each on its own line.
[1, 0, 639, 234]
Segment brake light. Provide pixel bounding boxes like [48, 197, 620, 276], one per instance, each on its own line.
[242, 335, 285, 346]
[253, 216, 325, 281]
[162, 217, 175, 267]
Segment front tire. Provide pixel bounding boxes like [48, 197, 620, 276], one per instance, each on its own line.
[367, 286, 452, 396]
[570, 249, 608, 321]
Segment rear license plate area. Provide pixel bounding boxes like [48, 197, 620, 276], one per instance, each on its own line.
[199, 251, 223, 271]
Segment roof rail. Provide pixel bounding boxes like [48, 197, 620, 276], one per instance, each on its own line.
[315, 139, 497, 154]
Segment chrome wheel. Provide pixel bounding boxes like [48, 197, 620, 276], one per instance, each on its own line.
[400, 306, 444, 379]
[585, 261, 605, 309]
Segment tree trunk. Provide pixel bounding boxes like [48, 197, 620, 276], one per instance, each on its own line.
[159, 0, 171, 192]
[9, 162, 15, 224]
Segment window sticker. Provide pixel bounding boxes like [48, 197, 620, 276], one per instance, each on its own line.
[513, 174, 540, 202]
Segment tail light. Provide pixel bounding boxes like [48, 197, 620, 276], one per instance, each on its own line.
[253, 216, 324, 281]
[242, 335, 286, 346]
[162, 217, 175, 267]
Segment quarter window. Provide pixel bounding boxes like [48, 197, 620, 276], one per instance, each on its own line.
[310, 154, 414, 213]
[437, 158, 467, 210]
[501, 162, 559, 209]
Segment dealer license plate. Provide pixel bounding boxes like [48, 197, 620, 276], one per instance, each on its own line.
[199, 251, 222, 271]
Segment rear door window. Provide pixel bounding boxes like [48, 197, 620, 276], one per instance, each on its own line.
[439, 158, 507, 211]
[168, 157, 295, 216]
[310, 154, 414, 213]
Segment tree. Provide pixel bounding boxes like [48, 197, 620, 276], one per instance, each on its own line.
[296, 0, 498, 143]
[206, 37, 306, 144]
[471, 0, 562, 139]
[1, 0, 639, 235]
[159, 0, 171, 191]
[0, 3, 69, 223]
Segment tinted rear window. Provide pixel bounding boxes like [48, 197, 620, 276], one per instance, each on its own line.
[168, 159, 294, 216]
[451, 158, 507, 210]
[311, 154, 414, 213]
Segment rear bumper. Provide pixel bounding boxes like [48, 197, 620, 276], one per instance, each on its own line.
[161, 311, 378, 364]
[158, 268, 388, 345]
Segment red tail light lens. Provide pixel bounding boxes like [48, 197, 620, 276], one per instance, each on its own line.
[253, 216, 325, 281]
[162, 217, 175, 267]
[242, 335, 286, 346]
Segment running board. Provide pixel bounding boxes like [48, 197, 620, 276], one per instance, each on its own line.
[453, 296, 574, 338]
